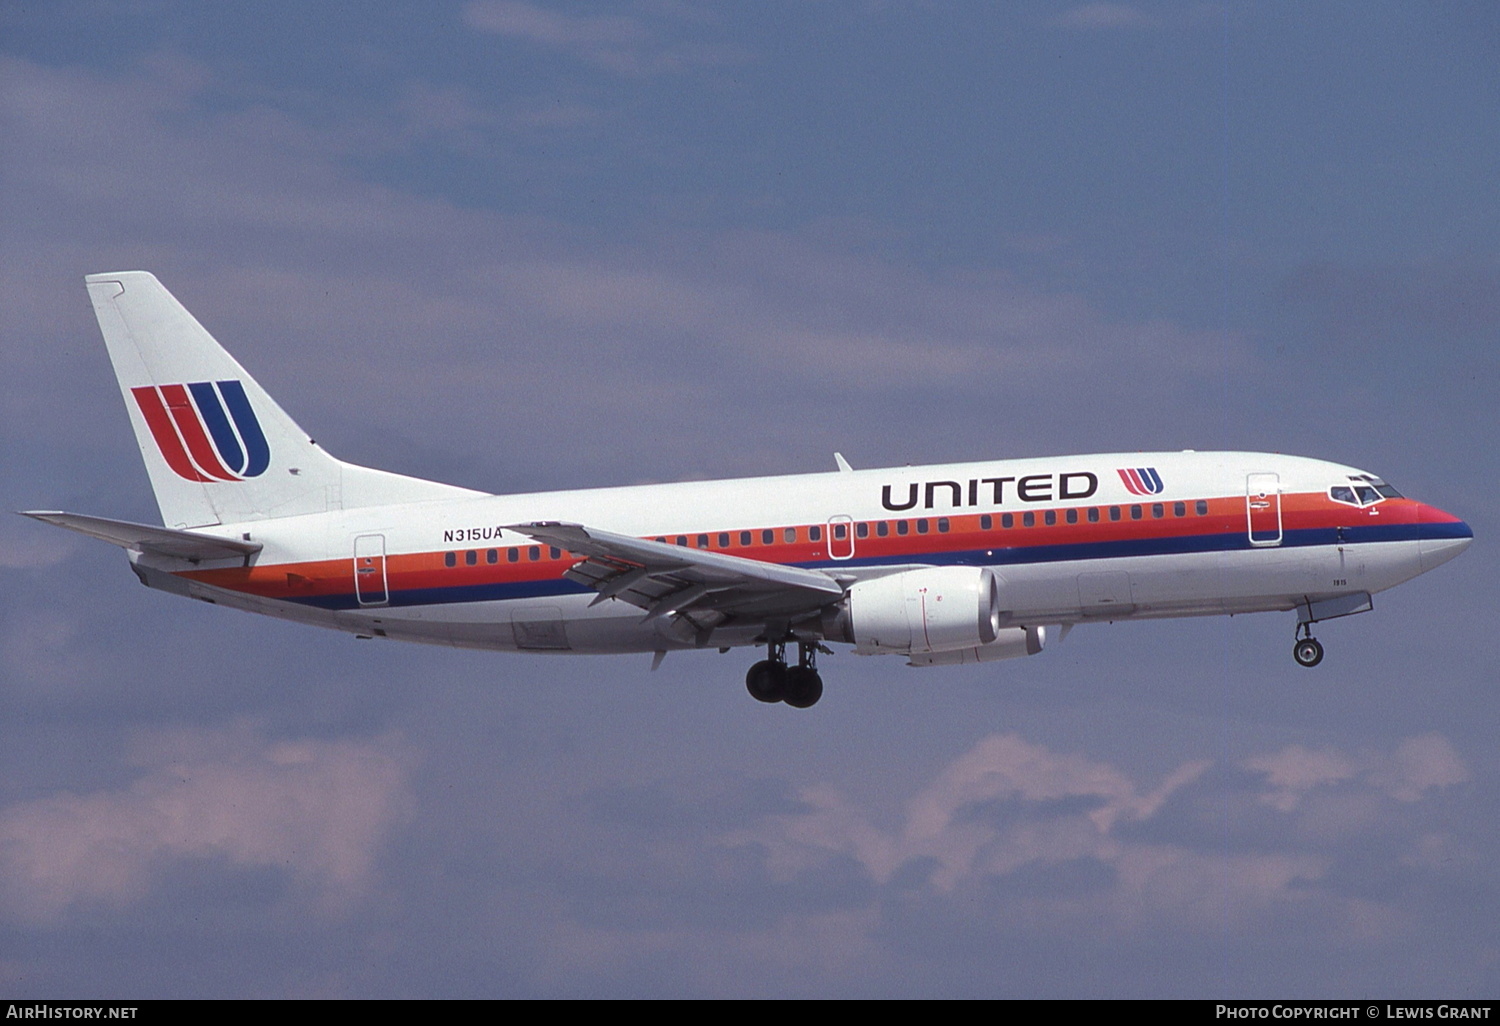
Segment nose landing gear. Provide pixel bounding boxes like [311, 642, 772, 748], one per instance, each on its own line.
[744, 640, 824, 707]
[1293, 624, 1324, 668]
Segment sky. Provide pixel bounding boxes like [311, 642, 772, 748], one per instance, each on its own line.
[1, 0, 1497, 998]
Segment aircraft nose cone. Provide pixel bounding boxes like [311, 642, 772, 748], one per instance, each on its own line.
[1417, 503, 1473, 571]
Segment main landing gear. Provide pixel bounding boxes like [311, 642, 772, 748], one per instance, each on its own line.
[745, 640, 824, 708]
[1293, 623, 1324, 668]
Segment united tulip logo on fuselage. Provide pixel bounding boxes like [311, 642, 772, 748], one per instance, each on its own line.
[1117, 467, 1164, 496]
[132, 381, 270, 482]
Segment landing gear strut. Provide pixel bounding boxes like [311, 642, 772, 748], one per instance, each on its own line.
[1293, 623, 1324, 668]
[744, 640, 824, 708]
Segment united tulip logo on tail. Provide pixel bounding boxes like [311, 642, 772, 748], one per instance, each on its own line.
[132, 381, 270, 482]
[1117, 467, 1164, 496]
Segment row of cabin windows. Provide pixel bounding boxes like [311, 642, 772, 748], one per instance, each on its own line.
[655, 520, 953, 549]
[981, 499, 1210, 529]
[441, 500, 1214, 567]
[444, 545, 562, 568]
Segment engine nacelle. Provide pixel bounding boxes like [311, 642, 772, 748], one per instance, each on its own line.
[841, 566, 1001, 654]
[905, 625, 1046, 667]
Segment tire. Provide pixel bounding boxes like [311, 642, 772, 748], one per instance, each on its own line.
[1293, 637, 1324, 668]
[782, 666, 824, 709]
[746, 660, 787, 702]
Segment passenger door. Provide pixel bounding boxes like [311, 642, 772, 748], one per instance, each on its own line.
[353, 533, 389, 606]
[1246, 473, 1282, 546]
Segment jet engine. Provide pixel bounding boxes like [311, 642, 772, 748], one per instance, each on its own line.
[837, 566, 1002, 654]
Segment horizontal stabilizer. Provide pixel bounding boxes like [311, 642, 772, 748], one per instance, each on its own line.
[19, 511, 262, 563]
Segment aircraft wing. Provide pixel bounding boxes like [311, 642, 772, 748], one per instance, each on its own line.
[20, 511, 263, 563]
[507, 521, 846, 631]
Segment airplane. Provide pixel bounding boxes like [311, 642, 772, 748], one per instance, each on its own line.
[21, 272, 1473, 709]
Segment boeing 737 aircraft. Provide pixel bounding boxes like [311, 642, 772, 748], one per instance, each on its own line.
[23, 272, 1472, 708]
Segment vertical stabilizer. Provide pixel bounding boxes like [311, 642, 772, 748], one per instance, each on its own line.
[85, 272, 481, 528]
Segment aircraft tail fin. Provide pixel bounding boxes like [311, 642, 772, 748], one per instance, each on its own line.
[85, 272, 481, 528]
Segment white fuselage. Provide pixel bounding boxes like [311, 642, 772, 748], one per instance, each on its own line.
[133, 450, 1471, 659]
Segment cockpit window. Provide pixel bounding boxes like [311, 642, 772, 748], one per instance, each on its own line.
[1331, 475, 1402, 507]
[1356, 474, 1402, 498]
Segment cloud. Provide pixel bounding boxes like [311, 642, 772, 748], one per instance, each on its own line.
[448, 728, 1480, 994]
[1051, 4, 1154, 31]
[0, 520, 77, 569]
[461, 1, 745, 77]
[1245, 733, 1469, 812]
[702, 731, 1471, 947]
[0, 723, 414, 924]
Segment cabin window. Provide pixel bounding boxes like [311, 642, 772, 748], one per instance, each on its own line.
[507, 548, 519, 562]
[784, 527, 796, 543]
[833, 523, 847, 540]
[1002, 513, 1014, 528]
[487, 549, 498, 564]
[1173, 502, 1185, 517]
[1023, 512, 1035, 527]
[444, 552, 456, 568]
[1044, 510, 1056, 526]
[897, 520, 909, 536]
[916, 519, 929, 534]
[1152, 503, 1164, 519]
[876, 522, 889, 537]
[1087, 507, 1100, 523]
[697, 534, 709, 548]
[655, 537, 666, 543]
[1195, 499, 1208, 516]
[1066, 508, 1078, 525]
[528, 546, 540, 561]
[465, 550, 477, 566]
[856, 522, 869, 538]
[1109, 506, 1121, 522]
[762, 529, 774, 545]
[810, 525, 823, 541]
[718, 532, 730, 547]
[980, 514, 992, 530]
[740, 531, 752, 546]
[1131, 505, 1143, 520]
[937, 517, 950, 533]
[676, 535, 687, 547]
[550, 547, 561, 560]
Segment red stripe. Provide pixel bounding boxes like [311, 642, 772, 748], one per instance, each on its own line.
[132, 386, 211, 482]
[159, 384, 238, 481]
[182, 494, 1409, 601]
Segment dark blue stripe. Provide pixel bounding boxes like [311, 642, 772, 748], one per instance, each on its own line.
[188, 382, 244, 476]
[218, 380, 270, 477]
[279, 520, 1468, 613]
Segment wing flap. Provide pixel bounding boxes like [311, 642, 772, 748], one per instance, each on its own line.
[508, 521, 844, 620]
[20, 510, 262, 563]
